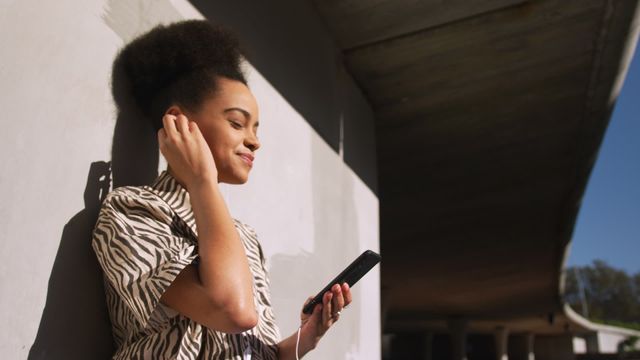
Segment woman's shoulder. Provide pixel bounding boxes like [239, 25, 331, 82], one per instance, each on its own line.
[92, 184, 179, 249]
[99, 184, 172, 219]
[105, 183, 156, 198]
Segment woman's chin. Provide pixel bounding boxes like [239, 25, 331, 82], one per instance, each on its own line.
[220, 172, 249, 185]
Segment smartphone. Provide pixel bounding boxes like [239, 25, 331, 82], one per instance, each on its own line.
[302, 250, 381, 314]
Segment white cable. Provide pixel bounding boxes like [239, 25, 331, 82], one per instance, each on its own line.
[295, 326, 302, 360]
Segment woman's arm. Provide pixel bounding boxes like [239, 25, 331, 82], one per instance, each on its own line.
[159, 112, 257, 333]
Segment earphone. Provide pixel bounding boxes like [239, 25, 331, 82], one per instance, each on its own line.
[295, 326, 302, 360]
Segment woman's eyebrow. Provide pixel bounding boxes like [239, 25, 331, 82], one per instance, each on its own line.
[224, 107, 250, 119]
[224, 107, 259, 127]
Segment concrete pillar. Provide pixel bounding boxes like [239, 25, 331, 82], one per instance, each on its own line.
[381, 334, 393, 359]
[508, 332, 535, 360]
[423, 332, 433, 360]
[494, 326, 509, 360]
[525, 333, 535, 360]
[448, 318, 468, 360]
[585, 332, 599, 353]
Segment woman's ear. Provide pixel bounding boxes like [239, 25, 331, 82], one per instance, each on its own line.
[165, 105, 183, 117]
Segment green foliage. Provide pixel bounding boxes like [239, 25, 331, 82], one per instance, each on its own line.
[617, 335, 638, 353]
[592, 319, 640, 331]
[563, 260, 640, 330]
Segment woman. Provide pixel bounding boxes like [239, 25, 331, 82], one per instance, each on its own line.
[92, 19, 352, 359]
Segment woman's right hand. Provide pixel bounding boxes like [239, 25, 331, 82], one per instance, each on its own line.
[157, 113, 218, 189]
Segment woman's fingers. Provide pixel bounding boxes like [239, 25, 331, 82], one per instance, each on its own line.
[342, 283, 352, 307]
[162, 113, 192, 139]
[175, 114, 190, 135]
[189, 120, 199, 134]
[162, 114, 178, 136]
[331, 284, 345, 315]
[322, 291, 333, 326]
[318, 284, 349, 329]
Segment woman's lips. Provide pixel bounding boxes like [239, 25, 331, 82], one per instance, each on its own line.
[239, 154, 254, 167]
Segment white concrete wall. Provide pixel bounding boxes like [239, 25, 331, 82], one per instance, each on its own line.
[572, 337, 586, 353]
[0, 1, 380, 359]
[597, 332, 631, 353]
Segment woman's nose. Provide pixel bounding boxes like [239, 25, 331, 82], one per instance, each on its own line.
[245, 131, 260, 151]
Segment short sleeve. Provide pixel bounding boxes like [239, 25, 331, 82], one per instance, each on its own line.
[91, 190, 197, 329]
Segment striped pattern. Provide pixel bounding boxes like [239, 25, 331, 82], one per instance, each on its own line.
[92, 170, 281, 359]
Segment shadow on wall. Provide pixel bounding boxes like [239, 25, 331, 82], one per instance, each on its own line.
[28, 55, 160, 359]
[28, 161, 114, 360]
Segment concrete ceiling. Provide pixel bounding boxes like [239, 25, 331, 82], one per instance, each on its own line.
[313, 0, 640, 332]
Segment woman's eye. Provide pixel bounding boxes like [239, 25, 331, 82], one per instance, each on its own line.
[229, 120, 243, 129]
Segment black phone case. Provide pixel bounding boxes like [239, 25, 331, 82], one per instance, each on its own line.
[302, 249, 381, 314]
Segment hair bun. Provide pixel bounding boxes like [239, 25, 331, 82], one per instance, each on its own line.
[113, 20, 247, 120]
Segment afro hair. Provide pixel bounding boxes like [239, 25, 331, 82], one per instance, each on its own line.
[112, 20, 247, 131]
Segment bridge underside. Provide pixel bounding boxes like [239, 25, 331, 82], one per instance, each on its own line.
[314, 0, 640, 334]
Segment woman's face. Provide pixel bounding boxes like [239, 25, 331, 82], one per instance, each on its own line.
[183, 77, 261, 184]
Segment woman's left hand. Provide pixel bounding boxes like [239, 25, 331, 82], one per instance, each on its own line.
[298, 283, 352, 350]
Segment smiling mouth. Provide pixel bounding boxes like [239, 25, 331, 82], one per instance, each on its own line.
[239, 154, 253, 167]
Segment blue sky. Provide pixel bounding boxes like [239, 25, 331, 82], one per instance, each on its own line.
[567, 41, 640, 275]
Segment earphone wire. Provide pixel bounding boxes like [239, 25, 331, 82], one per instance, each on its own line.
[295, 326, 302, 360]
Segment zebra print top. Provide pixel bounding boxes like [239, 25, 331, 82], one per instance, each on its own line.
[91, 170, 281, 359]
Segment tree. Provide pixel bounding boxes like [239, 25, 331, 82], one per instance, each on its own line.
[563, 259, 640, 328]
